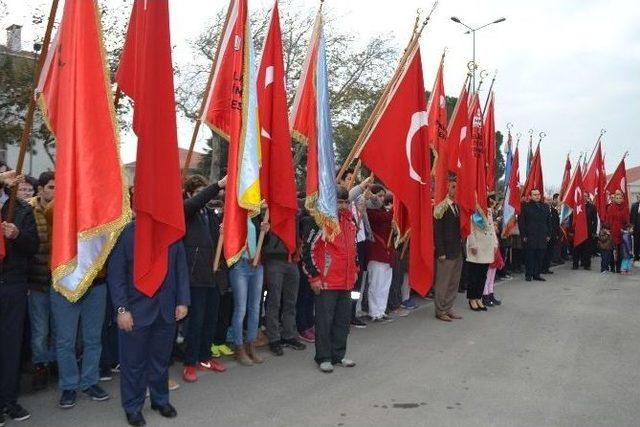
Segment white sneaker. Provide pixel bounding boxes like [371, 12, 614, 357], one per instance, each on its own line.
[319, 362, 334, 373]
[336, 358, 356, 368]
[392, 308, 410, 317]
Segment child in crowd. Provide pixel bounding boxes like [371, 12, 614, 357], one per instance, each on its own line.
[620, 224, 634, 274]
[598, 224, 614, 273]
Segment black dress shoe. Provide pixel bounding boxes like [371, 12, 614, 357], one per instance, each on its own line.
[525, 276, 532, 282]
[126, 412, 146, 427]
[541, 270, 554, 274]
[151, 403, 177, 418]
[571, 265, 579, 270]
[533, 276, 546, 281]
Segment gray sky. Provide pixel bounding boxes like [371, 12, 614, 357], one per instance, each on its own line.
[2, 0, 639, 187]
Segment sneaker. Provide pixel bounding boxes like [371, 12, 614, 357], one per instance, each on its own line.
[110, 363, 120, 373]
[336, 358, 356, 368]
[32, 363, 49, 391]
[299, 328, 315, 343]
[3, 403, 30, 421]
[391, 308, 410, 317]
[401, 298, 419, 310]
[168, 379, 180, 391]
[211, 344, 222, 358]
[182, 366, 197, 383]
[319, 362, 334, 373]
[59, 390, 77, 409]
[83, 384, 110, 401]
[350, 317, 367, 328]
[211, 344, 234, 358]
[282, 338, 306, 351]
[199, 358, 227, 373]
[269, 342, 284, 356]
[99, 368, 113, 382]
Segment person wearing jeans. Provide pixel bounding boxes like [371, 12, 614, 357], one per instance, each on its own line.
[302, 186, 359, 373]
[27, 171, 56, 391]
[51, 279, 110, 409]
[229, 216, 269, 366]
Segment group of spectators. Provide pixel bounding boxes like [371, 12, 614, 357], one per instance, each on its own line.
[0, 161, 634, 427]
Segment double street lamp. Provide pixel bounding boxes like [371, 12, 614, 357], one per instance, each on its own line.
[450, 16, 506, 92]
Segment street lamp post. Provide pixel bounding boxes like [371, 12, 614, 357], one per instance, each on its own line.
[450, 16, 506, 92]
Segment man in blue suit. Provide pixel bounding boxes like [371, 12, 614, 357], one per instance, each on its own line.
[108, 222, 190, 427]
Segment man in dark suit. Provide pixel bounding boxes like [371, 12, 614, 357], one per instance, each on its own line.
[108, 222, 190, 427]
[519, 189, 551, 282]
[541, 195, 561, 273]
[630, 195, 640, 261]
[433, 177, 463, 322]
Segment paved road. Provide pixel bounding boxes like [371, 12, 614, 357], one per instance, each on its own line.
[18, 265, 640, 427]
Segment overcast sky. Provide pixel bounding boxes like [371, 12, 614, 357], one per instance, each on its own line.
[2, 0, 639, 187]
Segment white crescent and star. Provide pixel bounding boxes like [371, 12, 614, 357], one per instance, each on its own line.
[574, 186, 583, 214]
[406, 111, 428, 185]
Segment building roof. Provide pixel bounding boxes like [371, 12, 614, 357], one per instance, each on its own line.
[607, 165, 640, 185]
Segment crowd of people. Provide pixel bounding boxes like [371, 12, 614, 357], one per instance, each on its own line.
[0, 162, 635, 427]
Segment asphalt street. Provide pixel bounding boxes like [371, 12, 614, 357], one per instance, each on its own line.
[17, 264, 640, 427]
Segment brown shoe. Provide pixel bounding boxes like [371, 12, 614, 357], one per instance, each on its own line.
[435, 314, 453, 322]
[235, 345, 254, 366]
[245, 342, 264, 364]
[447, 311, 463, 320]
[255, 330, 269, 348]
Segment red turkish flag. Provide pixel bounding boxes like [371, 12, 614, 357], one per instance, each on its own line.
[456, 93, 486, 237]
[446, 80, 470, 174]
[559, 154, 572, 199]
[606, 157, 630, 219]
[116, 0, 185, 296]
[428, 58, 449, 204]
[257, 1, 298, 254]
[483, 93, 496, 193]
[562, 164, 588, 247]
[358, 44, 433, 296]
[583, 141, 606, 220]
[522, 144, 544, 199]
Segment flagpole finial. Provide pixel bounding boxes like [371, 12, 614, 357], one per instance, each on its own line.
[506, 122, 513, 132]
[538, 132, 546, 143]
[417, 1, 438, 36]
[516, 132, 522, 144]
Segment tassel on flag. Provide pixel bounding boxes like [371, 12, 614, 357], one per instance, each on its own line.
[38, 0, 130, 302]
[202, 0, 262, 265]
[290, 6, 339, 238]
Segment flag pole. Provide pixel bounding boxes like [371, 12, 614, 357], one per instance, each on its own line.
[482, 71, 497, 114]
[585, 128, 606, 167]
[213, 231, 224, 272]
[337, 2, 438, 180]
[252, 208, 270, 267]
[7, 0, 60, 221]
[182, 2, 234, 177]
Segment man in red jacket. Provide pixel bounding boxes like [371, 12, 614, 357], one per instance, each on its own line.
[302, 186, 359, 373]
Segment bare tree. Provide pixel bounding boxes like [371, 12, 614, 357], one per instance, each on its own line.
[174, 0, 398, 181]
